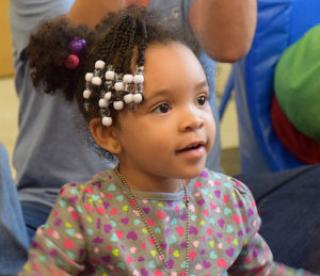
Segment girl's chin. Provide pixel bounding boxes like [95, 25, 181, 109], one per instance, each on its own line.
[177, 166, 207, 180]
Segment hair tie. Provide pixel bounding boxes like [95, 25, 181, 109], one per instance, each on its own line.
[69, 38, 87, 54]
[64, 37, 86, 70]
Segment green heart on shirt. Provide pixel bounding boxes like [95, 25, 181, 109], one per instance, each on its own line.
[209, 251, 217, 260]
[226, 225, 234, 233]
[117, 262, 126, 270]
[154, 227, 161, 234]
[107, 183, 116, 192]
[65, 228, 76, 236]
[181, 260, 187, 269]
[148, 260, 156, 269]
[224, 208, 232, 216]
[39, 255, 47, 263]
[116, 194, 124, 201]
[191, 215, 197, 221]
[58, 199, 67, 208]
[110, 233, 119, 242]
[90, 195, 100, 202]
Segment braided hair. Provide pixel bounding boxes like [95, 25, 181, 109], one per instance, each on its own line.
[27, 6, 199, 124]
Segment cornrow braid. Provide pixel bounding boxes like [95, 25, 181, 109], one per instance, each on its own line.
[136, 19, 148, 67]
[113, 15, 135, 73]
[122, 17, 137, 73]
[92, 17, 124, 67]
[117, 16, 137, 74]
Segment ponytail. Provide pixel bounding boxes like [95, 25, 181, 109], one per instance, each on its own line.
[26, 17, 94, 101]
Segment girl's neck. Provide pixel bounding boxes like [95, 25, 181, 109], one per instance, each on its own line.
[116, 165, 187, 193]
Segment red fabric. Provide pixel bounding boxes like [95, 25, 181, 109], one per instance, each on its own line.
[271, 95, 320, 164]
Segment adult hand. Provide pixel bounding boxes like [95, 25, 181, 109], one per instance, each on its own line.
[125, 0, 149, 6]
[66, 0, 126, 28]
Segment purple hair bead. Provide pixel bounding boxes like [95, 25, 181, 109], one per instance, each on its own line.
[69, 37, 87, 54]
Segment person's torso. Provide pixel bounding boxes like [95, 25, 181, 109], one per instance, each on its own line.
[56, 169, 255, 275]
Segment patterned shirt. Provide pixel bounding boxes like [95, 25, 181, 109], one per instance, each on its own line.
[21, 169, 311, 275]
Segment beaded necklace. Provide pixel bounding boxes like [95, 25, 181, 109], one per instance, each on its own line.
[115, 170, 190, 275]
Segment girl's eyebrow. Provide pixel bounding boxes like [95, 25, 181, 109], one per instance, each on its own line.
[147, 80, 209, 99]
[145, 90, 171, 101]
[144, 80, 209, 102]
[196, 80, 209, 90]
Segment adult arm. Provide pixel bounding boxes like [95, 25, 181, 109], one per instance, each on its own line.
[9, 0, 126, 58]
[66, 0, 125, 28]
[189, 0, 257, 62]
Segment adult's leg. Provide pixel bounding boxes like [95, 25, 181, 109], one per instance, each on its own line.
[0, 144, 29, 275]
[237, 165, 320, 274]
[21, 201, 52, 240]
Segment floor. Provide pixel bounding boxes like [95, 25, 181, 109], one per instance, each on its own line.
[0, 63, 240, 177]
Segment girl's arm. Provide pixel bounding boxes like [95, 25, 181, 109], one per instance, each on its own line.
[228, 232, 313, 275]
[227, 179, 314, 275]
[20, 184, 86, 275]
[228, 233, 312, 276]
[188, 0, 257, 62]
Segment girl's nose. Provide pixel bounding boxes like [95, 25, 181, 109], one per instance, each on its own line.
[179, 106, 204, 132]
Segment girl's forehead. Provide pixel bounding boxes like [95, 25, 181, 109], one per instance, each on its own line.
[143, 42, 206, 89]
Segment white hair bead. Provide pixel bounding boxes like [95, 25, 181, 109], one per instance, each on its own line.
[98, 98, 108, 108]
[133, 74, 144, 84]
[123, 74, 133, 83]
[123, 93, 133, 104]
[102, 116, 112, 127]
[95, 60, 105, 69]
[113, 101, 124, 110]
[85, 72, 93, 82]
[91, 76, 102, 86]
[114, 82, 124, 91]
[133, 93, 143, 103]
[105, 70, 115, 80]
[104, 92, 112, 100]
[83, 89, 91, 99]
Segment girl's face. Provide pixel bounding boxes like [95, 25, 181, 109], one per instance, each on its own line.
[94, 42, 215, 191]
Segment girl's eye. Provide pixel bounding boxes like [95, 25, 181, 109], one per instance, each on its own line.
[197, 95, 208, 106]
[153, 103, 171, 113]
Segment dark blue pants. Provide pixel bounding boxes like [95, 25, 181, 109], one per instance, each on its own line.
[237, 165, 320, 274]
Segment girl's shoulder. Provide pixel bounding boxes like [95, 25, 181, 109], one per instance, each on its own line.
[190, 169, 260, 238]
[193, 169, 253, 194]
[57, 169, 117, 204]
[191, 169, 257, 209]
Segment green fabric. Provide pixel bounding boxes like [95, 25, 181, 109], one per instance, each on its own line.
[274, 24, 320, 141]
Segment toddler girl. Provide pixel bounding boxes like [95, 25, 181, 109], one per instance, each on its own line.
[21, 6, 313, 276]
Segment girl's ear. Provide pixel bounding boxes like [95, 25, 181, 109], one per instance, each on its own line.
[89, 118, 122, 155]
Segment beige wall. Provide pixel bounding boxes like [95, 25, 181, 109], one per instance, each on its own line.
[0, 0, 14, 77]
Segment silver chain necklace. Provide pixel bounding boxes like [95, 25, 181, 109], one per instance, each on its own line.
[115, 170, 190, 275]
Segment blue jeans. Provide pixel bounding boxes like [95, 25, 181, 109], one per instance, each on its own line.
[0, 144, 51, 275]
[0, 144, 28, 275]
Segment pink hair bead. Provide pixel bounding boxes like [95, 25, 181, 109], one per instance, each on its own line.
[65, 54, 80, 70]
